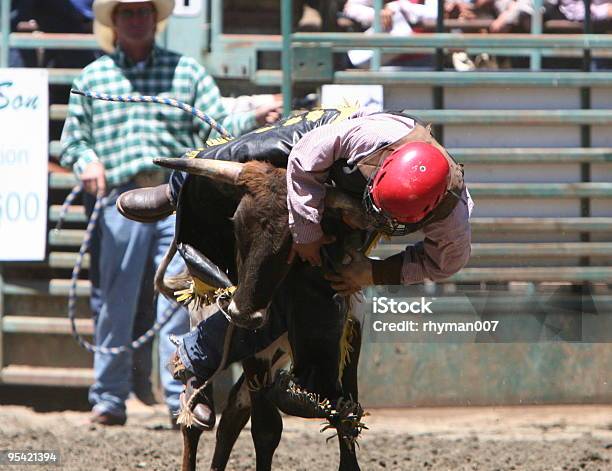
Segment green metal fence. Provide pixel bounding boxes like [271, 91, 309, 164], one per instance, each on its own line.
[1, 1, 612, 404]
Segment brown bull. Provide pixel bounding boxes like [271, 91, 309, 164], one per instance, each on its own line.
[153, 157, 373, 471]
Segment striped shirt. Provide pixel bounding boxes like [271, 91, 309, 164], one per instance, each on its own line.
[60, 45, 257, 186]
[554, 0, 611, 22]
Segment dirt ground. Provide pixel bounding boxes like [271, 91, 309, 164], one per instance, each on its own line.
[1, 400, 612, 470]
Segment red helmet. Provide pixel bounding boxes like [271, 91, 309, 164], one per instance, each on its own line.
[369, 141, 449, 224]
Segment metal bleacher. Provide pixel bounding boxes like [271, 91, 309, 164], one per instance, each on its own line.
[274, 0, 612, 287]
[0, 0, 611, 396]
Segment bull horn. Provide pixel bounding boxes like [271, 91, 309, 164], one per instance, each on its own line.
[154, 157, 243, 185]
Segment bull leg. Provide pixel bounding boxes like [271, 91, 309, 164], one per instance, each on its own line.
[250, 393, 283, 471]
[243, 357, 283, 471]
[337, 318, 362, 471]
[210, 373, 252, 471]
[181, 425, 203, 471]
[337, 439, 360, 471]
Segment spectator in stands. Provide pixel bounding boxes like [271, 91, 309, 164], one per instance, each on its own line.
[344, 0, 439, 32]
[482, 0, 611, 34]
[343, 0, 482, 29]
[544, 0, 612, 68]
[343, 0, 435, 66]
[60, 0, 281, 427]
[296, 0, 344, 31]
[342, 0, 476, 66]
[545, 0, 612, 25]
[473, 0, 534, 33]
[27, 0, 98, 68]
[9, 0, 37, 67]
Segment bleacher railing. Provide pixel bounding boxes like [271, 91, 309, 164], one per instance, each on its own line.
[0, 0, 611, 390]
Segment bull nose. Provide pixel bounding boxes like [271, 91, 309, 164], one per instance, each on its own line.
[247, 311, 266, 329]
[227, 300, 267, 330]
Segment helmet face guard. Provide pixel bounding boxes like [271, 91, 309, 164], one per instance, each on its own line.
[362, 173, 436, 237]
[362, 185, 408, 236]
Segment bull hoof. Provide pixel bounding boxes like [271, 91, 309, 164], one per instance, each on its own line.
[322, 397, 368, 449]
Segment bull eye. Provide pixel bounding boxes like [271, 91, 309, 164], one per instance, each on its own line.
[419, 165, 427, 172]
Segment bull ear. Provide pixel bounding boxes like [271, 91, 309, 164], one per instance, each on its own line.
[154, 157, 243, 185]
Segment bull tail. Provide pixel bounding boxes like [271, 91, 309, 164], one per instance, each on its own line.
[338, 310, 357, 383]
[155, 235, 179, 301]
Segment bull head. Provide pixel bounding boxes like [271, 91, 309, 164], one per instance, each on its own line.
[155, 157, 368, 330]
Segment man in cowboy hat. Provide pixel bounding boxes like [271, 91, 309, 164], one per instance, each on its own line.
[61, 0, 280, 427]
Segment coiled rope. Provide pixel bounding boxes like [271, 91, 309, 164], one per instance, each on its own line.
[56, 187, 181, 354]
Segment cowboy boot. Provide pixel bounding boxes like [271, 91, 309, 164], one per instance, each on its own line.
[180, 377, 216, 430]
[171, 351, 216, 430]
[116, 183, 174, 223]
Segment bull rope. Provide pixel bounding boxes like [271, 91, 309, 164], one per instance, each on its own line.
[70, 89, 233, 140]
[60, 89, 237, 354]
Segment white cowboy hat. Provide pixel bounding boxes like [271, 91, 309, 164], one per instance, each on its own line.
[93, 0, 175, 27]
[92, 0, 173, 53]
[93, 18, 168, 53]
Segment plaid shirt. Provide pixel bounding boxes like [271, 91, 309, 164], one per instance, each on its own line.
[60, 45, 257, 186]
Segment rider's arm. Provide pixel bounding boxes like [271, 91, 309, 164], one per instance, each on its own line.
[372, 187, 473, 284]
[286, 123, 345, 243]
[287, 113, 416, 244]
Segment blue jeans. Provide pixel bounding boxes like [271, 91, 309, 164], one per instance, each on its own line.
[178, 307, 288, 380]
[88, 186, 189, 417]
[84, 194, 153, 399]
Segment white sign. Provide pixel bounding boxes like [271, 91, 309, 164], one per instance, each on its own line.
[321, 84, 384, 112]
[0, 68, 48, 261]
[173, 0, 202, 16]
